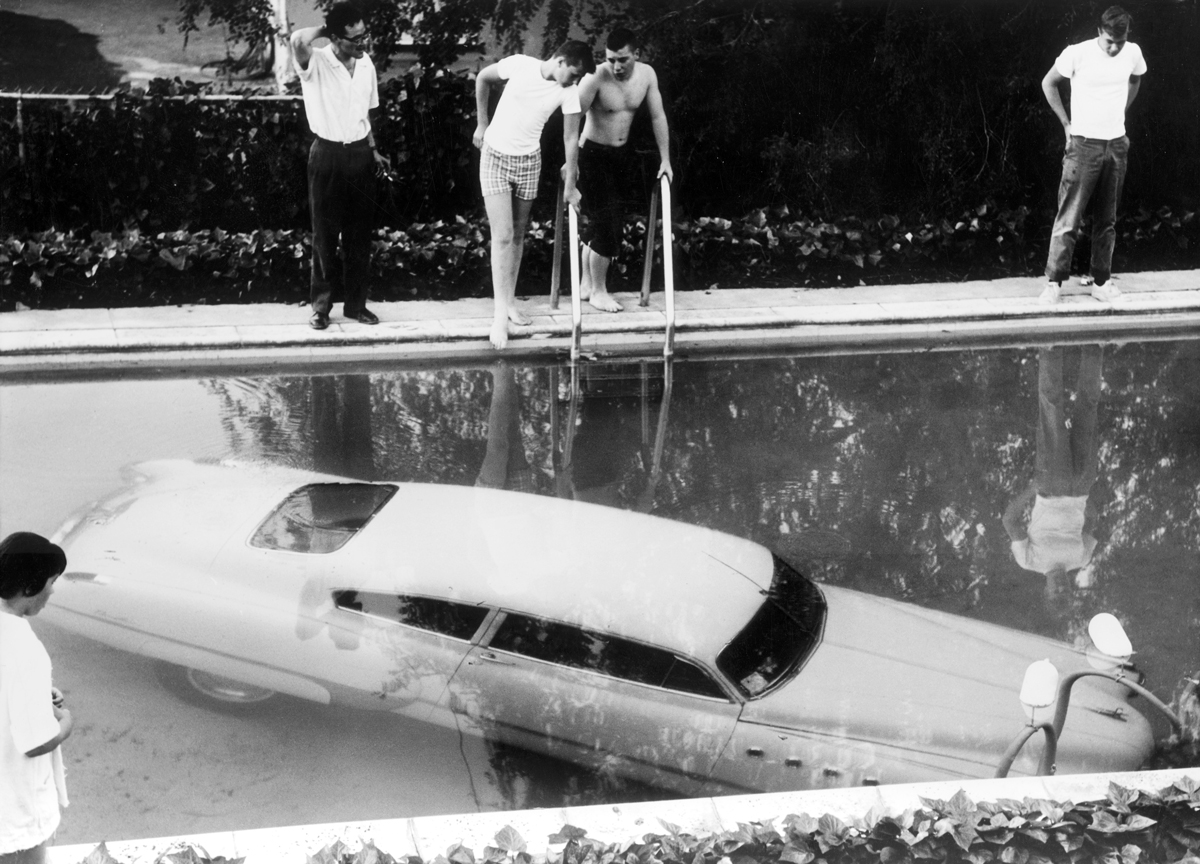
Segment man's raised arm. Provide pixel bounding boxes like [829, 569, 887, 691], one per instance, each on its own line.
[290, 25, 325, 71]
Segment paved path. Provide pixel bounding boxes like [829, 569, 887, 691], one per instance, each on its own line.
[2, 270, 1199, 373]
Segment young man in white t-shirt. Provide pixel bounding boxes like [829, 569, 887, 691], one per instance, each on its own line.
[473, 41, 594, 349]
[1039, 5, 1147, 305]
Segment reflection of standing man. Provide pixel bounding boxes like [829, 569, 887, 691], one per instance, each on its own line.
[1038, 6, 1146, 305]
[1004, 345, 1103, 600]
[563, 28, 672, 313]
[291, 2, 391, 330]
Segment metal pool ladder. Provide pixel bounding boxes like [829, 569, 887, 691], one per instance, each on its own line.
[550, 174, 677, 360]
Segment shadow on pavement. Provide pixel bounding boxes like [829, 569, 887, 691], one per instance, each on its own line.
[0, 11, 122, 92]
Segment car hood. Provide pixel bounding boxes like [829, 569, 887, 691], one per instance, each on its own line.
[738, 585, 1154, 775]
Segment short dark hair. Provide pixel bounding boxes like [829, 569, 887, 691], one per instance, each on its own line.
[1100, 5, 1131, 39]
[553, 39, 596, 74]
[606, 27, 639, 53]
[325, 1, 364, 39]
[0, 532, 67, 600]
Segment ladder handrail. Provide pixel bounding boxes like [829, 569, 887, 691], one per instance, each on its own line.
[660, 175, 676, 358]
[549, 179, 565, 309]
[567, 204, 583, 361]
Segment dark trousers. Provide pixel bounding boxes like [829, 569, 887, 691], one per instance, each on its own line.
[308, 137, 375, 315]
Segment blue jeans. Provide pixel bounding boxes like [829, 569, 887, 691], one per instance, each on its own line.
[1044, 135, 1128, 286]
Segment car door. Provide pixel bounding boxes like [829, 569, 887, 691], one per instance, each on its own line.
[328, 590, 491, 723]
[445, 611, 741, 796]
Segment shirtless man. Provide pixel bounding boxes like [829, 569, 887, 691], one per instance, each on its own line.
[563, 28, 672, 313]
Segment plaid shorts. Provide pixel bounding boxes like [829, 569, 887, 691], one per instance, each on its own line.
[480, 143, 542, 200]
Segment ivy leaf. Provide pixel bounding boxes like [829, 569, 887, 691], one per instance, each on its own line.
[549, 826, 589, 844]
[81, 843, 123, 864]
[448, 843, 476, 864]
[494, 827, 527, 854]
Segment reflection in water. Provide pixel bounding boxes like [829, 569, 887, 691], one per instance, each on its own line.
[1004, 345, 1103, 610]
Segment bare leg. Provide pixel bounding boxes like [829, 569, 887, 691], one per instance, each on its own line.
[585, 244, 622, 313]
[579, 245, 595, 299]
[484, 191, 528, 349]
[506, 196, 535, 327]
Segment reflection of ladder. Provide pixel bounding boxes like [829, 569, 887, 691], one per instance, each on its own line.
[549, 358, 673, 512]
[549, 175, 677, 359]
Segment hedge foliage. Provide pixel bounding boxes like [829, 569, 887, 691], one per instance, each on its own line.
[0, 69, 478, 235]
[5, 201, 1198, 310]
[5, 2, 1200, 239]
[72, 779, 1200, 864]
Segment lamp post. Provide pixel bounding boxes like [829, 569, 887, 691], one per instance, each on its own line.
[995, 659, 1060, 778]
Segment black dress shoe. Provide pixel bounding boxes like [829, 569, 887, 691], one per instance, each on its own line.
[310, 311, 330, 330]
[351, 308, 379, 325]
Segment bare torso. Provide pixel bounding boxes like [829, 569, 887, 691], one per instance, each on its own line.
[581, 61, 652, 147]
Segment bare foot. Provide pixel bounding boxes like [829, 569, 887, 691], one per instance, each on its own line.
[490, 317, 510, 350]
[507, 307, 532, 326]
[588, 290, 622, 313]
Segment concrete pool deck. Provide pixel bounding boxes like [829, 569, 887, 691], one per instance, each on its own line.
[2, 269, 1199, 373]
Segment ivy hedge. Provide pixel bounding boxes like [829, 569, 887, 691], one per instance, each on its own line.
[3, 201, 1197, 312]
[0, 72, 477, 235]
[72, 779, 1200, 864]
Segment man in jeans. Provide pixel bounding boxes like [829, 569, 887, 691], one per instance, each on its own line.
[1039, 6, 1146, 304]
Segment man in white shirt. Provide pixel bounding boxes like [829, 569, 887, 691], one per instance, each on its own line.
[291, 2, 392, 330]
[1, 533, 73, 864]
[473, 41, 593, 349]
[1039, 6, 1147, 305]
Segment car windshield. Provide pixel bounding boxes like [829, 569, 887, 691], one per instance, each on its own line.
[716, 555, 826, 698]
[250, 483, 396, 553]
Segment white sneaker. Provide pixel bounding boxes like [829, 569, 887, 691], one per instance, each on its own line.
[1038, 282, 1061, 304]
[1079, 275, 1095, 286]
[1091, 282, 1122, 302]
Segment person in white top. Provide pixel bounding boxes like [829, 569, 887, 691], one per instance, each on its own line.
[1, 533, 73, 864]
[1004, 345, 1103, 608]
[1039, 6, 1147, 305]
[291, 2, 392, 331]
[473, 41, 594, 349]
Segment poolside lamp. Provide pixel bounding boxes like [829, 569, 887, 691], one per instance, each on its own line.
[1020, 659, 1059, 722]
[1087, 613, 1133, 670]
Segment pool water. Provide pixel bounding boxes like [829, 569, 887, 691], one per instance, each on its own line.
[2, 337, 1197, 842]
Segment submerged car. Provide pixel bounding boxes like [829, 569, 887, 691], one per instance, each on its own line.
[47, 459, 1155, 795]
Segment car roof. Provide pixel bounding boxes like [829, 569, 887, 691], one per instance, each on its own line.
[349, 482, 776, 661]
[92, 461, 776, 662]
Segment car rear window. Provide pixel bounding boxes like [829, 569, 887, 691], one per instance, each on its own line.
[489, 613, 728, 699]
[716, 555, 826, 698]
[333, 591, 489, 640]
[250, 483, 396, 554]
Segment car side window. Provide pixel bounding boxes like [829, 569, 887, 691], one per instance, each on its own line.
[251, 483, 396, 554]
[333, 591, 489, 640]
[489, 613, 728, 699]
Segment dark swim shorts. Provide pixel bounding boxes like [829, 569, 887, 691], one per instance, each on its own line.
[578, 139, 642, 260]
